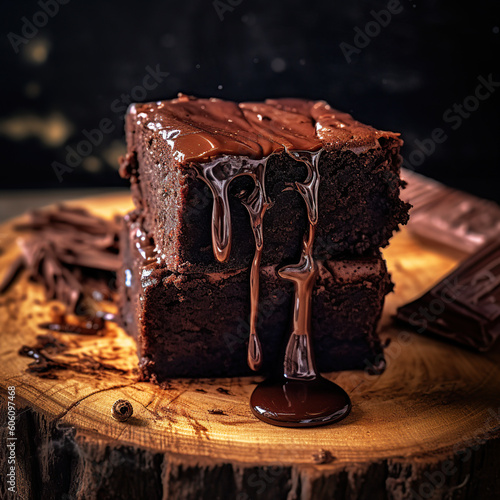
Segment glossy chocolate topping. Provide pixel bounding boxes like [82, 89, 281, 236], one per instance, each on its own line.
[127, 94, 399, 163]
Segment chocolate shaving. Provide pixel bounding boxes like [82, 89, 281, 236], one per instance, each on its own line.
[0, 255, 24, 294]
[38, 317, 104, 336]
[18, 334, 69, 373]
[1, 205, 121, 312]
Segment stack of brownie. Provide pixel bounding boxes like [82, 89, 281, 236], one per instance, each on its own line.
[118, 95, 410, 381]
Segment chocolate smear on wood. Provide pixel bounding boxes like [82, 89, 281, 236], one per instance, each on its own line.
[18, 331, 130, 377]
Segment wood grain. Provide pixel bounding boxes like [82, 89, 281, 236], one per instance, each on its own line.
[0, 193, 499, 500]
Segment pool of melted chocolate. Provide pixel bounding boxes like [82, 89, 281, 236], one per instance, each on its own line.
[250, 376, 351, 428]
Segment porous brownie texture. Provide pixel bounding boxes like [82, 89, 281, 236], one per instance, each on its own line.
[118, 211, 392, 380]
[119, 97, 410, 272]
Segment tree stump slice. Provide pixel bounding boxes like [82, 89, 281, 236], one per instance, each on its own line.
[0, 193, 499, 500]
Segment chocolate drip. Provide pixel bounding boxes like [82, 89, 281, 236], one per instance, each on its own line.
[250, 151, 351, 427]
[277, 151, 321, 380]
[241, 163, 270, 371]
[197, 148, 351, 426]
[38, 317, 104, 336]
[195, 157, 271, 371]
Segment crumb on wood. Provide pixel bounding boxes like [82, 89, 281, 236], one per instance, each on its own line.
[208, 409, 226, 415]
[216, 387, 231, 395]
[312, 449, 336, 464]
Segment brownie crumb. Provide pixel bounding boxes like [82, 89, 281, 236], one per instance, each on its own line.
[208, 409, 226, 415]
[312, 449, 336, 464]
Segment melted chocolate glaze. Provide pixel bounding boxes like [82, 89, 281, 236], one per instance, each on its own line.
[126, 94, 399, 164]
[251, 150, 351, 426]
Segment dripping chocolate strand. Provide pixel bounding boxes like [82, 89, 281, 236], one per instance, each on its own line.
[194, 157, 270, 370]
[241, 162, 271, 371]
[278, 150, 322, 379]
[195, 161, 237, 263]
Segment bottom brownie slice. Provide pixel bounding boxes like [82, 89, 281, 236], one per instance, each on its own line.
[118, 211, 392, 380]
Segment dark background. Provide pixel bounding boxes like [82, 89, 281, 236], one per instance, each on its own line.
[1, 0, 499, 201]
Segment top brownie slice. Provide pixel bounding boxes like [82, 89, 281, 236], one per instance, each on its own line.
[120, 94, 409, 272]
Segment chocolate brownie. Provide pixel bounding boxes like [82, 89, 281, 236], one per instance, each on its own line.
[119, 95, 410, 272]
[118, 211, 391, 380]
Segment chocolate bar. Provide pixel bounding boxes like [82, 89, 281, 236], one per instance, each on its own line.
[396, 239, 500, 351]
[401, 168, 500, 254]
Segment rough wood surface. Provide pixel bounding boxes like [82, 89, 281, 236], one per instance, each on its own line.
[0, 193, 499, 500]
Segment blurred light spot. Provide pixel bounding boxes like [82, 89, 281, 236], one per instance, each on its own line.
[253, 57, 259, 63]
[82, 156, 102, 173]
[378, 72, 422, 92]
[160, 33, 177, 48]
[23, 38, 51, 64]
[0, 112, 73, 147]
[195, 64, 201, 69]
[25, 82, 41, 98]
[299, 59, 306, 66]
[493, 26, 499, 34]
[218, 85, 223, 90]
[103, 140, 127, 169]
[241, 14, 256, 26]
[271, 58, 286, 73]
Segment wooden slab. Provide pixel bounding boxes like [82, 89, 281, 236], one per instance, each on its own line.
[0, 193, 499, 500]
